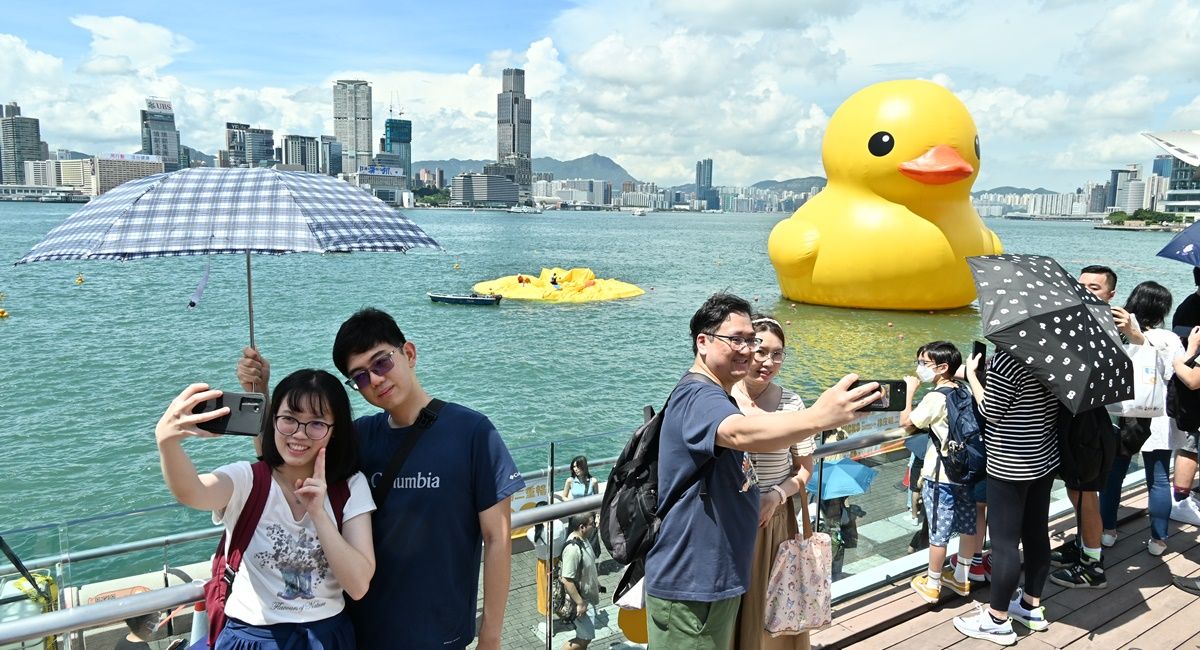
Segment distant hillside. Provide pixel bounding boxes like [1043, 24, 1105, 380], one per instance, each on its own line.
[973, 186, 1058, 196]
[183, 146, 214, 167]
[751, 176, 827, 194]
[532, 154, 637, 185]
[412, 153, 637, 186]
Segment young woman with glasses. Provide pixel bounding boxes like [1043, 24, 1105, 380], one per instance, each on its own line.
[730, 314, 814, 650]
[155, 369, 375, 649]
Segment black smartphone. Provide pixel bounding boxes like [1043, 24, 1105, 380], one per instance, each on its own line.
[852, 379, 907, 411]
[972, 340, 987, 384]
[192, 391, 266, 436]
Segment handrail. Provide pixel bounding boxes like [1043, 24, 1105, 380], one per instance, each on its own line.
[14, 528, 224, 573]
[0, 582, 205, 646]
[0, 426, 909, 645]
[1, 428, 906, 575]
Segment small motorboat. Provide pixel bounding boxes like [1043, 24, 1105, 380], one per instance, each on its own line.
[428, 292, 503, 306]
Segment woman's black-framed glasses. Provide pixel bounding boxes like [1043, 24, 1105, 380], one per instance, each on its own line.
[344, 348, 400, 390]
[707, 332, 762, 352]
[275, 415, 332, 440]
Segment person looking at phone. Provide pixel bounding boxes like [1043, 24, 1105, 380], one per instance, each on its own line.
[237, 308, 523, 650]
[155, 370, 376, 649]
[730, 313, 814, 650]
[1046, 265, 1132, 589]
[953, 346, 1060, 644]
[900, 341, 983, 605]
[645, 293, 879, 648]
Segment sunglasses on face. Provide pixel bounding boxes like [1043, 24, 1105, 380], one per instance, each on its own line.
[344, 348, 400, 391]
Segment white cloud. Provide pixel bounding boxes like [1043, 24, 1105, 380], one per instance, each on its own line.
[1069, 0, 1200, 80]
[1051, 132, 1159, 170]
[1170, 95, 1200, 128]
[69, 15, 194, 75]
[2, 1, 1199, 191]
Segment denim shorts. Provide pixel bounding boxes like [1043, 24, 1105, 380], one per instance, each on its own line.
[922, 481, 977, 547]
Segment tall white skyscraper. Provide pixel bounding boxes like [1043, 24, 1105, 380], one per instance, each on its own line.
[334, 80, 372, 174]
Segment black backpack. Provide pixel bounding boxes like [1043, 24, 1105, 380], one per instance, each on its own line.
[1168, 353, 1200, 431]
[598, 373, 713, 566]
[1057, 405, 1116, 489]
[932, 385, 987, 485]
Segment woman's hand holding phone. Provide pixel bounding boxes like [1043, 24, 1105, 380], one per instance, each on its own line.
[155, 383, 229, 444]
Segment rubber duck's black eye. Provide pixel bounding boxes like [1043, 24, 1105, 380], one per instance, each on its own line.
[974, 136, 981, 160]
[868, 131, 894, 157]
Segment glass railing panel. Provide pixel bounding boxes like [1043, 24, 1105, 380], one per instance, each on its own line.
[809, 422, 913, 583]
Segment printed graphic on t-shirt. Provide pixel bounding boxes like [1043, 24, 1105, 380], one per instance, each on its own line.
[254, 524, 330, 603]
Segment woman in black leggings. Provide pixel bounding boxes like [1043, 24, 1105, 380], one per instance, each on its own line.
[955, 350, 1061, 646]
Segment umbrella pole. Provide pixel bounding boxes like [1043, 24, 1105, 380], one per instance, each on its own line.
[246, 250, 256, 349]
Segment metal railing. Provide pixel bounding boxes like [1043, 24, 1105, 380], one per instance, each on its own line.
[0, 426, 907, 646]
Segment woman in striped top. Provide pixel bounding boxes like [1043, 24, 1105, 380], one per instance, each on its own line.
[955, 348, 1061, 645]
[731, 314, 814, 650]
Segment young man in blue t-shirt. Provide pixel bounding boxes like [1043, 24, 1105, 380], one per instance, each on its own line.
[239, 308, 523, 649]
[646, 293, 879, 648]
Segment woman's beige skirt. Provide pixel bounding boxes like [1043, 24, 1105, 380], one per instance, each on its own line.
[733, 498, 811, 650]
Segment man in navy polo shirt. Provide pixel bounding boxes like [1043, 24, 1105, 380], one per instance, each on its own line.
[646, 293, 877, 648]
[239, 308, 523, 649]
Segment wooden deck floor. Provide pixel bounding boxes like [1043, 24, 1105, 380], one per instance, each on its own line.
[811, 485, 1200, 649]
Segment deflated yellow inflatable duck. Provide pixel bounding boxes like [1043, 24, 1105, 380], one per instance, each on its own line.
[473, 267, 643, 303]
[768, 79, 1002, 310]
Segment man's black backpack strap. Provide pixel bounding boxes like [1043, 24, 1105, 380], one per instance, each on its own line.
[371, 398, 446, 506]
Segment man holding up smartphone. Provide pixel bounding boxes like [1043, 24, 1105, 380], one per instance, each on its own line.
[1050, 265, 1140, 589]
[643, 293, 879, 648]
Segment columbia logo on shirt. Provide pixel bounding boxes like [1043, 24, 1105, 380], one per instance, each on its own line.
[371, 471, 442, 489]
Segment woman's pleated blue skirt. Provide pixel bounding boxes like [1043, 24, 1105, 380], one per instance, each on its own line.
[211, 613, 355, 650]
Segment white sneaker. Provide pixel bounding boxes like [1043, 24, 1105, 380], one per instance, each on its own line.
[1101, 529, 1117, 548]
[1170, 496, 1200, 526]
[1148, 538, 1168, 556]
[953, 604, 1017, 646]
[1007, 587, 1050, 631]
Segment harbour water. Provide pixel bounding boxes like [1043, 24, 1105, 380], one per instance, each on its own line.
[0, 203, 1191, 566]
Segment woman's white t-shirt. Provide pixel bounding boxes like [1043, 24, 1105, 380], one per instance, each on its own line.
[212, 462, 375, 625]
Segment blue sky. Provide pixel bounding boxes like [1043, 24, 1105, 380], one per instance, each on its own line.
[1, 0, 1198, 190]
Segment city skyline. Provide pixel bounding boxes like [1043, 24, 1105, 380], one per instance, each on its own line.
[0, 1, 1197, 190]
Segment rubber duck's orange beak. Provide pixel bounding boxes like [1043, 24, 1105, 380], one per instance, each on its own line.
[898, 145, 974, 185]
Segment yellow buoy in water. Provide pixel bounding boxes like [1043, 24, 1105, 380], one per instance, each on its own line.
[0, 309, 8, 319]
[75, 273, 85, 285]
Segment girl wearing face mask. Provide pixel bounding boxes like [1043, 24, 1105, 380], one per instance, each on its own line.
[900, 342, 986, 609]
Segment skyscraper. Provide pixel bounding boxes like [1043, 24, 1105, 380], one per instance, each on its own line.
[1, 102, 42, 185]
[282, 135, 320, 173]
[380, 117, 412, 186]
[319, 135, 342, 176]
[139, 98, 182, 172]
[225, 122, 249, 167]
[334, 80, 372, 174]
[496, 69, 532, 194]
[244, 128, 275, 167]
[695, 158, 717, 209]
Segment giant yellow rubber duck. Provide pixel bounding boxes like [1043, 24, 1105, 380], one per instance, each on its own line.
[768, 79, 1002, 310]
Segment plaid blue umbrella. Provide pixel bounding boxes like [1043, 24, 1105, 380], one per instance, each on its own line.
[1157, 222, 1200, 267]
[15, 167, 441, 345]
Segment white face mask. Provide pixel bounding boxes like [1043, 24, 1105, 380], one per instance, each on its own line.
[915, 363, 937, 383]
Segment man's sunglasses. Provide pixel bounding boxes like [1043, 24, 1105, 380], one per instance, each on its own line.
[344, 349, 400, 390]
